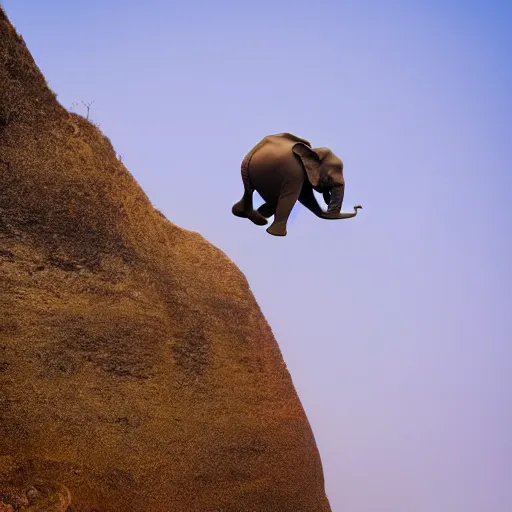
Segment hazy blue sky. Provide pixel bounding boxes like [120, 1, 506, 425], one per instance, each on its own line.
[4, 1, 511, 510]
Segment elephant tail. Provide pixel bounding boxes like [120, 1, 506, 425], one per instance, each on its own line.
[232, 138, 269, 226]
[240, 152, 253, 193]
[240, 137, 269, 192]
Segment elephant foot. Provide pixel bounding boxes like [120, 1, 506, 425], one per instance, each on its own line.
[231, 200, 247, 218]
[248, 210, 268, 226]
[232, 202, 268, 226]
[266, 222, 287, 237]
[257, 202, 275, 218]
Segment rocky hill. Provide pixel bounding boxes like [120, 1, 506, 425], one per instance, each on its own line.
[0, 8, 331, 512]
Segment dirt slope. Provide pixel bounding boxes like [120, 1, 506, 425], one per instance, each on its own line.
[0, 8, 331, 512]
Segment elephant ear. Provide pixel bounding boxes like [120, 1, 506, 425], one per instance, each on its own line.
[292, 143, 321, 187]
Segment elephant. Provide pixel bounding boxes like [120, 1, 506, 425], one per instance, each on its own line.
[232, 133, 362, 236]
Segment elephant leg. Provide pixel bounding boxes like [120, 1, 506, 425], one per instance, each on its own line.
[257, 202, 276, 218]
[232, 190, 268, 226]
[266, 184, 301, 237]
[232, 191, 249, 217]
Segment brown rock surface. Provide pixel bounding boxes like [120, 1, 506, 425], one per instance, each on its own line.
[0, 8, 331, 512]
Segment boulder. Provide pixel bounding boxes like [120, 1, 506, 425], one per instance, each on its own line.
[0, 8, 331, 511]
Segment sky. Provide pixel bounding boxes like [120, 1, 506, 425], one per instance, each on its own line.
[3, 1, 511, 510]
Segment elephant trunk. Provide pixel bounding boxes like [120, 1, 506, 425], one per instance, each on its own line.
[334, 208, 360, 219]
[326, 184, 344, 214]
[322, 184, 362, 219]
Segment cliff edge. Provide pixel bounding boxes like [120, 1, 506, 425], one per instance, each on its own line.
[0, 8, 331, 512]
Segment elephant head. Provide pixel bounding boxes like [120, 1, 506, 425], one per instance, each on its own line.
[292, 143, 358, 218]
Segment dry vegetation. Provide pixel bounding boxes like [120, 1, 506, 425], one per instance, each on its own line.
[0, 7, 331, 511]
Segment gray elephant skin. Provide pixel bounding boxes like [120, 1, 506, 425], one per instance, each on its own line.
[232, 133, 362, 236]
